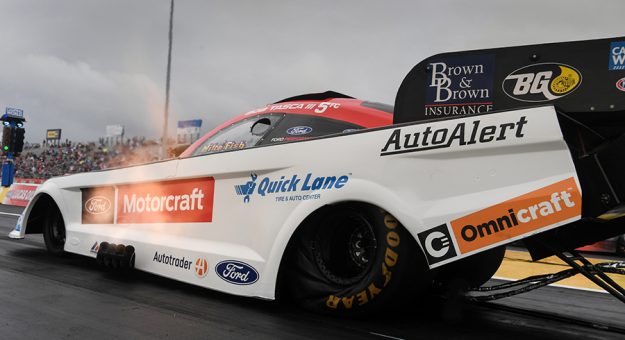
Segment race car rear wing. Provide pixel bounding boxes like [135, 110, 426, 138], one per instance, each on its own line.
[394, 36, 625, 125]
[394, 36, 625, 258]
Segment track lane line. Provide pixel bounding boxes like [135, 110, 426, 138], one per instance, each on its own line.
[369, 332, 405, 340]
[0, 212, 21, 217]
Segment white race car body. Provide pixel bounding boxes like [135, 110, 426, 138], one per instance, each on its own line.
[9, 106, 581, 300]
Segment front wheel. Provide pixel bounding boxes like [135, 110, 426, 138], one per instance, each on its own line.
[286, 204, 430, 316]
[43, 206, 66, 255]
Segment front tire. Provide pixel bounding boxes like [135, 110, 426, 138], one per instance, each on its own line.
[43, 205, 66, 255]
[286, 204, 430, 316]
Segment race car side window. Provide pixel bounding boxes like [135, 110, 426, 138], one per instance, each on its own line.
[191, 114, 283, 156]
[259, 114, 362, 146]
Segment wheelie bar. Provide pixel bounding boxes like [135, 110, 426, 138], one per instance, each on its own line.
[464, 250, 625, 304]
[555, 250, 625, 303]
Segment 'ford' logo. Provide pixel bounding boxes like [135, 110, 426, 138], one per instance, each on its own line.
[286, 126, 313, 135]
[85, 196, 112, 215]
[215, 260, 259, 285]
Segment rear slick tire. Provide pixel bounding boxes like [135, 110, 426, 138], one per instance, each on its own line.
[286, 204, 430, 316]
[434, 245, 506, 289]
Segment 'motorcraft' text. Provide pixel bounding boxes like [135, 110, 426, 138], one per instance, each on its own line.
[123, 188, 205, 214]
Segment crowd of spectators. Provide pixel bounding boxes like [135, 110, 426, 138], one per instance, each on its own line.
[14, 137, 160, 180]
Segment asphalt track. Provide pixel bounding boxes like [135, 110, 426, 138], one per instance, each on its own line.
[1, 205, 624, 340]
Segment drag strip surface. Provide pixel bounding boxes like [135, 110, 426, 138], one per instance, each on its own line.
[0, 205, 623, 340]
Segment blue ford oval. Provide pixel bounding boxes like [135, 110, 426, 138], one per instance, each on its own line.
[215, 260, 259, 285]
[286, 126, 313, 135]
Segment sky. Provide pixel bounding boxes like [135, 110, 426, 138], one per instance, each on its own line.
[0, 0, 623, 143]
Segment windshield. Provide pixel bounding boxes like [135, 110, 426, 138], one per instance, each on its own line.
[191, 114, 283, 156]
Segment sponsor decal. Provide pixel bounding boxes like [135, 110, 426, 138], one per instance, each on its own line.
[286, 126, 313, 136]
[417, 224, 458, 266]
[617, 77, 625, 92]
[502, 63, 582, 102]
[326, 211, 399, 310]
[235, 172, 349, 203]
[90, 242, 100, 254]
[117, 178, 214, 224]
[270, 136, 309, 143]
[425, 54, 495, 117]
[380, 116, 527, 156]
[89, 241, 100, 254]
[81, 177, 215, 224]
[215, 260, 259, 285]
[244, 102, 341, 115]
[609, 41, 625, 71]
[195, 258, 209, 278]
[82, 187, 115, 224]
[198, 141, 246, 154]
[153, 251, 193, 270]
[152, 251, 208, 279]
[85, 196, 112, 215]
[450, 177, 580, 254]
[234, 173, 258, 203]
[313, 102, 341, 114]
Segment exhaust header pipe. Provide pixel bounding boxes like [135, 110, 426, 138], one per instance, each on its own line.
[96, 242, 135, 270]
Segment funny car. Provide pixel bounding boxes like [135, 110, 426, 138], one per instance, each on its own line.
[9, 36, 625, 315]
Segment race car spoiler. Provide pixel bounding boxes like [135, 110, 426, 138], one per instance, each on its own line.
[394, 36, 625, 124]
[394, 36, 625, 259]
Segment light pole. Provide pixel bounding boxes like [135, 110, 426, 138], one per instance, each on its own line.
[162, 0, 174, 159]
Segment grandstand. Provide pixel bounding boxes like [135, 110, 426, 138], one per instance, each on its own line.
[13, 137, 162, 180]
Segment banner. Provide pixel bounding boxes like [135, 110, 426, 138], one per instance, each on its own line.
[106, 125, 124, 137]
[46, 129, 62, 140]
[5, 107, 23, 118]
[3, 182, 39, 206]
[177, 119, 202, 144]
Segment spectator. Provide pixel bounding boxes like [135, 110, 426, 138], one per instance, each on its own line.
[13, 138, 161, 180]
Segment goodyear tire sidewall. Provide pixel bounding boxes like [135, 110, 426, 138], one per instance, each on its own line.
[288, 204, 427, 316]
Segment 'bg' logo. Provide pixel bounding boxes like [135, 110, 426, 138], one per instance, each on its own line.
[502, 63, 581, 102]
[417, 224, 457, 266]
